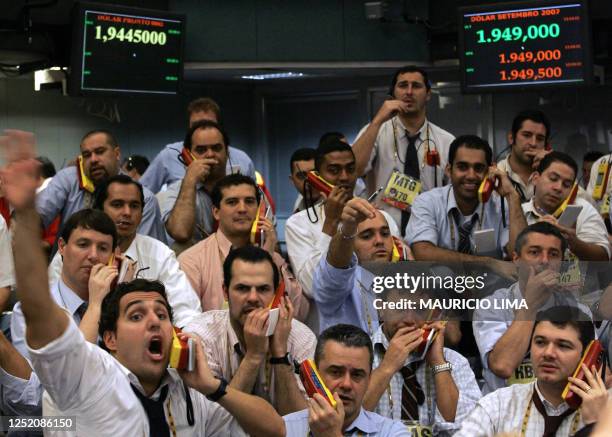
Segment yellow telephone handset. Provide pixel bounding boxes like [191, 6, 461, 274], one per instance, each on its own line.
[552, 183, 579, 218]
[592, 160, 611, 201]
[77, 156, 95, 193]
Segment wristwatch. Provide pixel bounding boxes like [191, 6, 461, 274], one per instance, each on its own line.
[431, 362, 453, 375]
[206, 377, 229, 402]
[269, 352, 292, 366]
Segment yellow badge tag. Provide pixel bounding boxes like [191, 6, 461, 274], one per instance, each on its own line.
[506, 359, 536, 385]
[559, 255, 582, 291]
[381, 170, 422, 211]
[600, 193, 610, 215]
[403, 422, 433, 437]
[592, 161, 610, 201]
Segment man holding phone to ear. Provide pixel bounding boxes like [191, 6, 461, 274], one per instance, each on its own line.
[352, 65, 455, 230]
[524, 151, 610, 261]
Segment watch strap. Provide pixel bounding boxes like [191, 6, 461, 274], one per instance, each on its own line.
[269, 353, 291, 365]
[206, 377, 228, 402]
[431, 362, 452, 375]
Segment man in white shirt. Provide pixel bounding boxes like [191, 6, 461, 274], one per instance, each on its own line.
[185, 245, 316, 415]
[0, 140, 285, 437]
[48, 174, 202, 328]
[0, 214, 13, 313]
[352, 65, 455, 231]
[496, 110, 551, 202]
[459, 306, 610, 436]
[523, 151, 610, 261]
[288, 148, 318, 213]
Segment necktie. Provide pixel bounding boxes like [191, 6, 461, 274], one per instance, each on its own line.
[399, 362, 425, 421]
[75, 302, 88, 321]
[452, 209, 478, 254]
[531, 388, 574, 437]
[130, 384, 170, 437]
[400, 132, 421, 237]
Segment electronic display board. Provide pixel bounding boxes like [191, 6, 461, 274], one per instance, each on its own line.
[69, 2, 185, 95]
[458, 1, 592, 93]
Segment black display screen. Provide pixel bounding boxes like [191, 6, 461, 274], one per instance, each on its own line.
[70, 2, 184, 95]
[458, 1, 591, 93]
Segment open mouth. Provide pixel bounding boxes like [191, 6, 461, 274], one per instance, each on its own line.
[338, 394, 352, 403]
[147, 337, 163, 360]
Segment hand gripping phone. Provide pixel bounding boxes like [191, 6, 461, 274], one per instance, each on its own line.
[552, 183, 579, 218]
[265, 280, 286, 336]
[415, 329, 439, 361]
[77, 155, 95, 193]
[179, 148, 195, 166]
[306, 171, 335, 196]
[169, 327, 195, 371]
[562, 340, 604, 409]
[391, 237, 408, 262]
[299, 359, 337, 408]
[592, 160, 611, 201]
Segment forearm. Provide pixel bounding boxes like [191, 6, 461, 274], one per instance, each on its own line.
[352, 122, 381, 176]
[506, 192, 527, 254]
[322, 215, 339, 237]
[487, 318, 534, 378]
[166, 184, 197, 242]
[327, 231, 355, 269]
[79, 306, 101, 343]
[433, 371, 459, 421]
[0, 286, 10, 313]
[0, 334, 32, 380]
[363, 365, 395, 411]
[229, 354, 262, 394]
[13, 208, 67, 349]
[412, 241, 491, 264]
[273, 365, 307, 415]
[568, 239, 609, 261]
[217, 387, 285, 437]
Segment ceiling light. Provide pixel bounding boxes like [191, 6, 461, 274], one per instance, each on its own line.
[240, 72, 305, 80]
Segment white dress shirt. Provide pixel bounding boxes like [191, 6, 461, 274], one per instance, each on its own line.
[371, 326, 481, 434]
[28, 314, 242, 437]
[522, 197, 611, 259]
[355, 117, 455, 227]
[455, 381, 586, 437]
[0, 215, 14, 288]
[48, 233, 202, 327]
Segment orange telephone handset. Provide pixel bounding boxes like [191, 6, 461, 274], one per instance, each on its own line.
[299, 359, 337, 408]
[552, 183, 579, 218]
[478, 177, 495, 203]
[180, 148, 195, 166]
[562, 340, 604, 409]
[391, 237, 408, 262]
[426, 149, 440, 167]
[250, 198, 269, 246]
[107, 254, 121, 291]
[169, 327, 195, 371]
[306, 171, 335, 197]
[268, 280, 286, 310]
[77, 156, 95, 193]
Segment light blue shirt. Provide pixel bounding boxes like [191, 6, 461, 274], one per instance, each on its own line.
[313, 254, 378, 336]
[139, 141, 256, 193]
[406, 184, 509, 258]
[283, 407, 409, 436]
[36, 166, 167, 244]
[0, 279, 84, 416]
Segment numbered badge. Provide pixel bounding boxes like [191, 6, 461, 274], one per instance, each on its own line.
[381, 170, 422, 211]
[402, 421, 433, 437]
[600, 193, 610, 216]
[506, 358, 535, 385]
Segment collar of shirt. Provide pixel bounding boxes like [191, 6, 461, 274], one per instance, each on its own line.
[120, 362, 180, 401]
[344, 408, 380, 434]
[534, 381, 571, 416]
[224, 310, 244, 356]
[498, 158, 533, 192]
[214, 229, 234, 260]
[522, 199, 545, 219]
[443, 185, 464, 216]
[53, 278, 86, 317]
[394, 116, 428, 140]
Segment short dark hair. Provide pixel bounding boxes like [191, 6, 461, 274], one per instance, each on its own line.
[515, 222, 567, 256]
[583, 151, 604, 164]
[319, 132, 347, 147]
[80, 129, 118, 149]
[511, 110, 551, 143]
[211, 174, 260, 209]
[123, 155, 150, 176]
[536, 151, 578, 181]
[290, 148, 317, 173]
[315, 324, 374, 370]
[93, 174, 145, 211]
[314, 140, 355, 172]
[99, 279, 173, 351]
[223, 246, 279, 291]
[36, 156, 56, 179]
[59, 209, 117, 250]
[389, 65, 431, 95]
[534, 306, 595, 352]
[183, 119, 229, 151]
[448, 135, 492, 166]
[187, 97, 221, 124]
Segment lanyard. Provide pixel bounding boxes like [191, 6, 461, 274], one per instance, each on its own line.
[519, 387, 580, 437]
[391, 119, 432, 167]
[166, 395, 178, 437]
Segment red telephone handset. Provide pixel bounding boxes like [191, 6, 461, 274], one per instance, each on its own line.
[299, 359, 337, 407]
[562, 340, 604, 409]
[180, 148, 195, 166]
[306, 171, 335, 197]
[268, 279, 286, 310]
[426, 149, 440, 166]
[169, 327, 195, 371]
[478, 177, 495, 203]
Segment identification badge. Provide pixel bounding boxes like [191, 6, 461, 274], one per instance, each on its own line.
[402, 421, 433, 437]
[600, 193, 610, 215]
[381, 170, 422, 211]
[559, 255, 582, 291]
[592, 160, 611, 201]
[506, 359, 535, 385]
